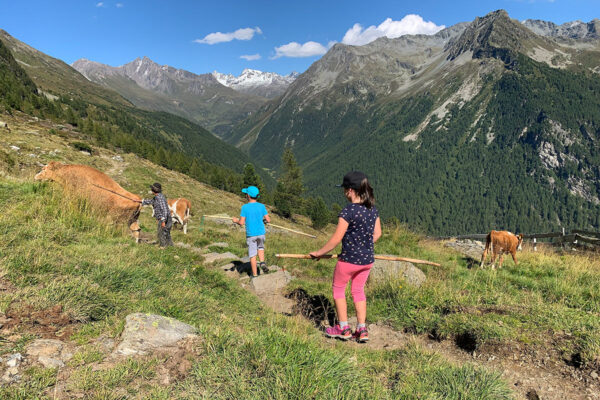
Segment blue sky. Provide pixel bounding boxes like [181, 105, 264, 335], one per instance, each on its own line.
[1, 1, 598, 76]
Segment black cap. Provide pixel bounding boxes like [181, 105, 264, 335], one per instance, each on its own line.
[150, 182, 162, 193]
[337, 171, 367, 190]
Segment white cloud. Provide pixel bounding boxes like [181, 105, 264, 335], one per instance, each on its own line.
[194, 27, 262, 45]
[272, 41, 335, 59]
[96, 2, 104, 7]
[240, 54, 261, 61]
[267, 14, 442, 61]
[342, 15, 445, 46]
[116, 3, 124, 7]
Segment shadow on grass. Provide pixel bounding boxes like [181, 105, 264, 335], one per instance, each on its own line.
[226, 259, 268, 277]
[464, 257, 480, 269]
[286, 288, 336, 328]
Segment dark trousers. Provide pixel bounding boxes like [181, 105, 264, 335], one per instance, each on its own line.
[157, 215, 174, 248]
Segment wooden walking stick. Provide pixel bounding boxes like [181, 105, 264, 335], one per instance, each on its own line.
[202, 215, 316, 238]
[267, 223, 316, 238]
[275, 253, 441, 267]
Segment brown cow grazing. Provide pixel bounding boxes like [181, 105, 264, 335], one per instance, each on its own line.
[168, 198, 191, 234]
[480, 230, 524, 269]
[34, 162, 142, 242]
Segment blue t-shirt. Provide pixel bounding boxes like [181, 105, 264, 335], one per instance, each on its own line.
[240, 202, 268, 237]
[338, 203, 379, 265]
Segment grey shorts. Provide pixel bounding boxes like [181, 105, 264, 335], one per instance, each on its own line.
[246, 235, 265, 258]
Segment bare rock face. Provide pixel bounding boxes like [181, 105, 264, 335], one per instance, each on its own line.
[114, 313, 198, 357]
[369, 256, 426, 287]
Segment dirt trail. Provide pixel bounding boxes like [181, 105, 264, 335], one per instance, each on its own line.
[203, 247, 600, 400]
[421, 338, 600, 400]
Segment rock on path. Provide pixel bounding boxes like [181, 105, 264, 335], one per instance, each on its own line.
[202, 252, 240, 264]
[205, 242, 228, 249]
[249, 270, 294, 293]
[247, 270, 296, 314]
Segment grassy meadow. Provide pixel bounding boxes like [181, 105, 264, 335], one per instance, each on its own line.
[0, 114, 599, 398]
[0, 178, 511, 399]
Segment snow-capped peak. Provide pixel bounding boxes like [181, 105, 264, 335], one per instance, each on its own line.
[211, 69, 298, 98]
[212, 70, 236, 86]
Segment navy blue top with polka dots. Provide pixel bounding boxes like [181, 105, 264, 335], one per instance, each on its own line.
[338, 203, 379, 265]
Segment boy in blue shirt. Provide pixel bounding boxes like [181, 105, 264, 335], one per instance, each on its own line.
[232, 186, 271, 278]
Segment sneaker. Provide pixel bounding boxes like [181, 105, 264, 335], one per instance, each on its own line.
[259, 262, 269, 274]
[353, 326, 369, 342]
[325, 324, 352, 340]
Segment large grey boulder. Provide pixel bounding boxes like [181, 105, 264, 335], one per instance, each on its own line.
[445, 240, 485, 261]
[114, 313, 198, 357]
[369, 256, 426, 287]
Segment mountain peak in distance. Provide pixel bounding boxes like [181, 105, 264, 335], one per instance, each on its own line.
[212, 69, 297, 98]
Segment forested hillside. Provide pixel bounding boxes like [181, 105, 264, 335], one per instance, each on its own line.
[229, 10, 600, 235]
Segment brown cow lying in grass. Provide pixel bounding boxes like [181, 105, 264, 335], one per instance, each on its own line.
[480, 230, 524, 269]
[168, 198, 191, 234]
[34, 162, 142, 242]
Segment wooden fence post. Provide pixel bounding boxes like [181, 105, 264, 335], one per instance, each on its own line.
[561, 227, 568, 250]
[533, 237, 537, 252]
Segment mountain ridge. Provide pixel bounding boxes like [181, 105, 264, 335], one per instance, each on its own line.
[227, 9, 600, 235]
[522, 18, 600, 40]
[72, 56, 268, 136]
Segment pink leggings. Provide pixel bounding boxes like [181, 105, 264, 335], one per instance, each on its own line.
[332, 260, 373, 302]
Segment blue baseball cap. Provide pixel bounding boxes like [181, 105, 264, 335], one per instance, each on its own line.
[242, 186, 260, 198]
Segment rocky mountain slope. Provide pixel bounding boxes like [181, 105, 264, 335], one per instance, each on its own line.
[72, 57, 267, 136]
[522, 18, 600, 41]
[212, 69, 298, 99]
[228, 10, 600, 235]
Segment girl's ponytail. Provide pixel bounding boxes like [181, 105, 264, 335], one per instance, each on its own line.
[358, 178, 375, 209]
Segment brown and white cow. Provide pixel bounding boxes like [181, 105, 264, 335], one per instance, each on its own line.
[168, 198, 191, 234]
[480, 230, 524, 269]
[34, 162, 142, 242]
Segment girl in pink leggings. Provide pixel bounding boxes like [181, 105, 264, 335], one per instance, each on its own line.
[310, 171, 381, 342]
